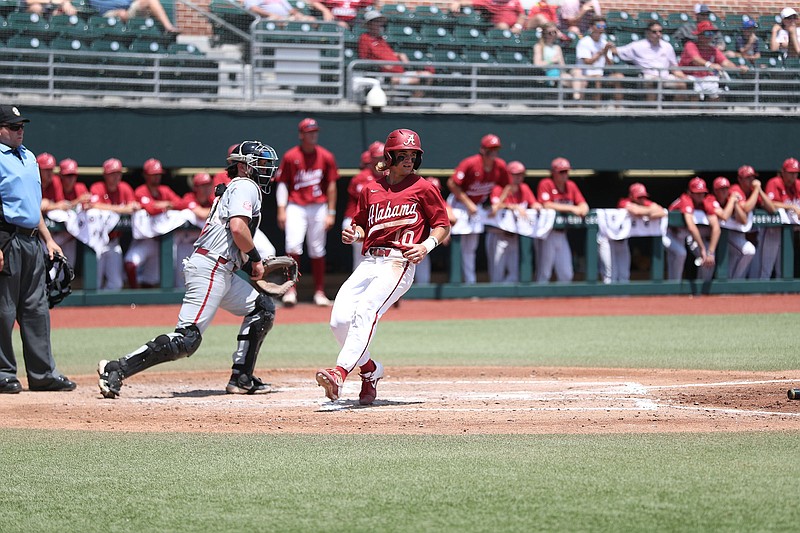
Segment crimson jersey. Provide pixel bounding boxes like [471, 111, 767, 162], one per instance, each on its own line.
[765, 175, 800, 204]
[537, 178, 586, 206]
[346, 168, 379, 219]
[63, 181, 89, 203]
[618, 197, 654, 209]
[275, 145, 340, 205]
[42, 175, 64, 202]
[134, 184, 183, 215]
[451, 154, 510, 204]
[181, 191, 213, 209]
[90, 181, 136, 206]
[353, 173, 450, 253]
[490, 183, 537, 207]
[358, 33, 404, 73]
[472, 0, 524, 26]
[668, 193, 716, 216]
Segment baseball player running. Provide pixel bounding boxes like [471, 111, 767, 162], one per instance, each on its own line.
[316, 129, 450, 405]
[275, 118, 340, 307]
[98, 141, 280, 398]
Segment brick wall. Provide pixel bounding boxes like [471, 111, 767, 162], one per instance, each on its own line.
[174, 1, 789, 38]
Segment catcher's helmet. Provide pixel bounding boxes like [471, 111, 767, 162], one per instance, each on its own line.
[383, 129, 423, 170]
[37, 152, 56, 170]
[227, 141, 279, 194]
[45, 252, 74, 309]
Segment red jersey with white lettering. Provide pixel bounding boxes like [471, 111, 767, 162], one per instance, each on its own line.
[353, 173, 451, 253]
[765, 175, 800, 204]
[134, 184, 182, 215]
[42, 176, 64, 202]
[275, 145, 340, 205]
[63, 181, 89, 203]
[490, 183, 536, 207]
[537, 178, 586, 206]
[346, 168, 379, 219]
[90, 181, 136, 206]
[451, 154, 510, 204]
[668, 193, 716, 215]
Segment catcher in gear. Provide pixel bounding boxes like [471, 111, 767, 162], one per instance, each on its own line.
[98, 140, 281, 399]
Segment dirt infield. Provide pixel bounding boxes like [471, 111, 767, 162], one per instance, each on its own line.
[3, 294, 799, 435]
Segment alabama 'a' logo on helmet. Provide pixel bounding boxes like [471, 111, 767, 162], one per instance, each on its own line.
[403, 134, 417, 147]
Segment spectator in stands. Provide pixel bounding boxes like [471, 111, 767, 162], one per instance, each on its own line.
[244, 0, 317, 21]
[663, 177, 719, 281]
[710, 176, 753, 280]
[535, 157, 588, 282]
[308, 0, 373, 28]
[770, 7, 800, 59]
[486, 161, 540, 283]
[525, 0, 557, 31]
[25, 0, 77, 16]
[124, 158, 182, 288]
[758, 158, 800, 279]
[557, 0, 600, 37]
[450, 0, 527, 35]
[447, 134, 510, 284]
[534, 22, 571, 87]
[597, 182, 665, 284]
[57, 158, 91, 265]
[357, 11, 431, 87]
[89, 0, 180, 33]
[612, 21, 688, 102]
[572, 16, 624, 103]
[733, 19, 762, 64]
[89, 158, 141, 290]
[679, 21, 748, 102]
[673, 3, 725, 52]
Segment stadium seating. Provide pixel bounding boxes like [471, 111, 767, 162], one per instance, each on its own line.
[7, 11, 52, 41]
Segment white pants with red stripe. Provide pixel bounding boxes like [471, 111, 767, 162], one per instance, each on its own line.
[329, 251, 414, 373]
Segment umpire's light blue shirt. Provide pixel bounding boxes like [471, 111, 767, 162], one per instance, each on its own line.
[0, 142, 42, 229]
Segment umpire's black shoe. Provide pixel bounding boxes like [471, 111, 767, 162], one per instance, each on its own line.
[28, 375, 77, 392]
[0, 377, 22, 394]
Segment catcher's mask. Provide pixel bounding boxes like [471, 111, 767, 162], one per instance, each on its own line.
[226, 141, 279, 194]
[45, 252, 74, 309]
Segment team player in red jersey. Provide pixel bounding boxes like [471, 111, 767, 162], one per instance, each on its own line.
[124, 158, 184, 288]
[89, 158, 141, 290]
[664, 177, 720, 281]
[447, 133, 511, 284]
[344, 140, 385, 270]
[316, 129, 450, 405]
[728, 165, 775, 279]
[54, 158, 91, 264]
[37, 153, 67, 212]
[173, 172, 215, 287]
[275, 118, 340, 307]
[758, 157, 800, 279]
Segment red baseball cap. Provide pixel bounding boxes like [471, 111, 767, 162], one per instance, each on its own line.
[425, 176, 442, 189]
[629, 182, 649, 199]
[737, 165, 757, 179]
[481, 134, 501, 149]
[689, 177, 709, 193]
[298, 118, 319, 133]
[713, 176, 731, 190]
[227, 143, 238, 157]
[143, 158, 163, 175]
[103, 158, 123, 174]
[783, 158, 800, 172]
[193, 172, 212, 186]
[551, 157, 571, 172]
[507, 161, 526, 175]
[59, 158, 78, 176]
[36, 152, 56, 170]
[694, 20, 718, 34]
[368, 141, 385, 158]
[360, 150, 370, 168]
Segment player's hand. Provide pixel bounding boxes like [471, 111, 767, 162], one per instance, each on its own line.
[276, 210, 287, 230]
[752, 179, 761, 189]
[342, 224, 359, 244]
[703, 252, 716, 267]
[46, 239, 63, 260]
[0, 248, 4, 272]
[393, 241, 426, 264]
[325, 214, 335, 231]
[249, 259, 265, 280]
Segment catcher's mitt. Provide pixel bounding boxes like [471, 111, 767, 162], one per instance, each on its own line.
[254, 255, 299, 297]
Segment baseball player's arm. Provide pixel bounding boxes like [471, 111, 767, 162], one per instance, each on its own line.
[325, 180, 337, 231]
[684, 212, 707, 256]
[753, 180, 777, 213]
[706, 215, 720, 265]
[717, 195, 737, 221]
[230, 215, 264, 279]
[447, 177, 478, 215]
[275, 182, 288, 230]
[396, 225, 451, 264]
[732, 200, 748, 224]
[342, 223, 363, 244]
[37, 216, 62, 260]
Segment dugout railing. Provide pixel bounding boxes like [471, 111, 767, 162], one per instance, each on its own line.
[47, 209, 800, 305]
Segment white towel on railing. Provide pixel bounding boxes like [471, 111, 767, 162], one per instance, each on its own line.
[131, 209, 204, 240]
[47, 208, 121, 254]
[596, 208, 668, 240]
[481, 208, 557, 239]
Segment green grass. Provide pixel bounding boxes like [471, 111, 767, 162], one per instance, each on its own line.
[40, 313, 800, 375]
[2, 431, 799, 532]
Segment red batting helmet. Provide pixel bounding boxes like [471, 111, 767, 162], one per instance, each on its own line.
[36, 152, 56, 170]
[360, 150, 371, 168]
[551, 157, 571, 172]
[298, 118, 319, 133]
[480, 134, 501, 149]
[737, 165, 757, 179]
[193, 172, 212, 186]
[507, 161, 526, 175]
[713, 176, 731, 190]
[368, 141, 385, 159]
[783, 158, 800, 173]
[383, 129, 423, 170]
[143, 158, 164, 175]
[103, 158, 123, 175]
[689, 177, 708, 193]
[59, 158, 78, 176]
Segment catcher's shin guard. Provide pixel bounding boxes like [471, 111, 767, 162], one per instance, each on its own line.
[232, 294, 274, 376]
[117, 325, 202, 378]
